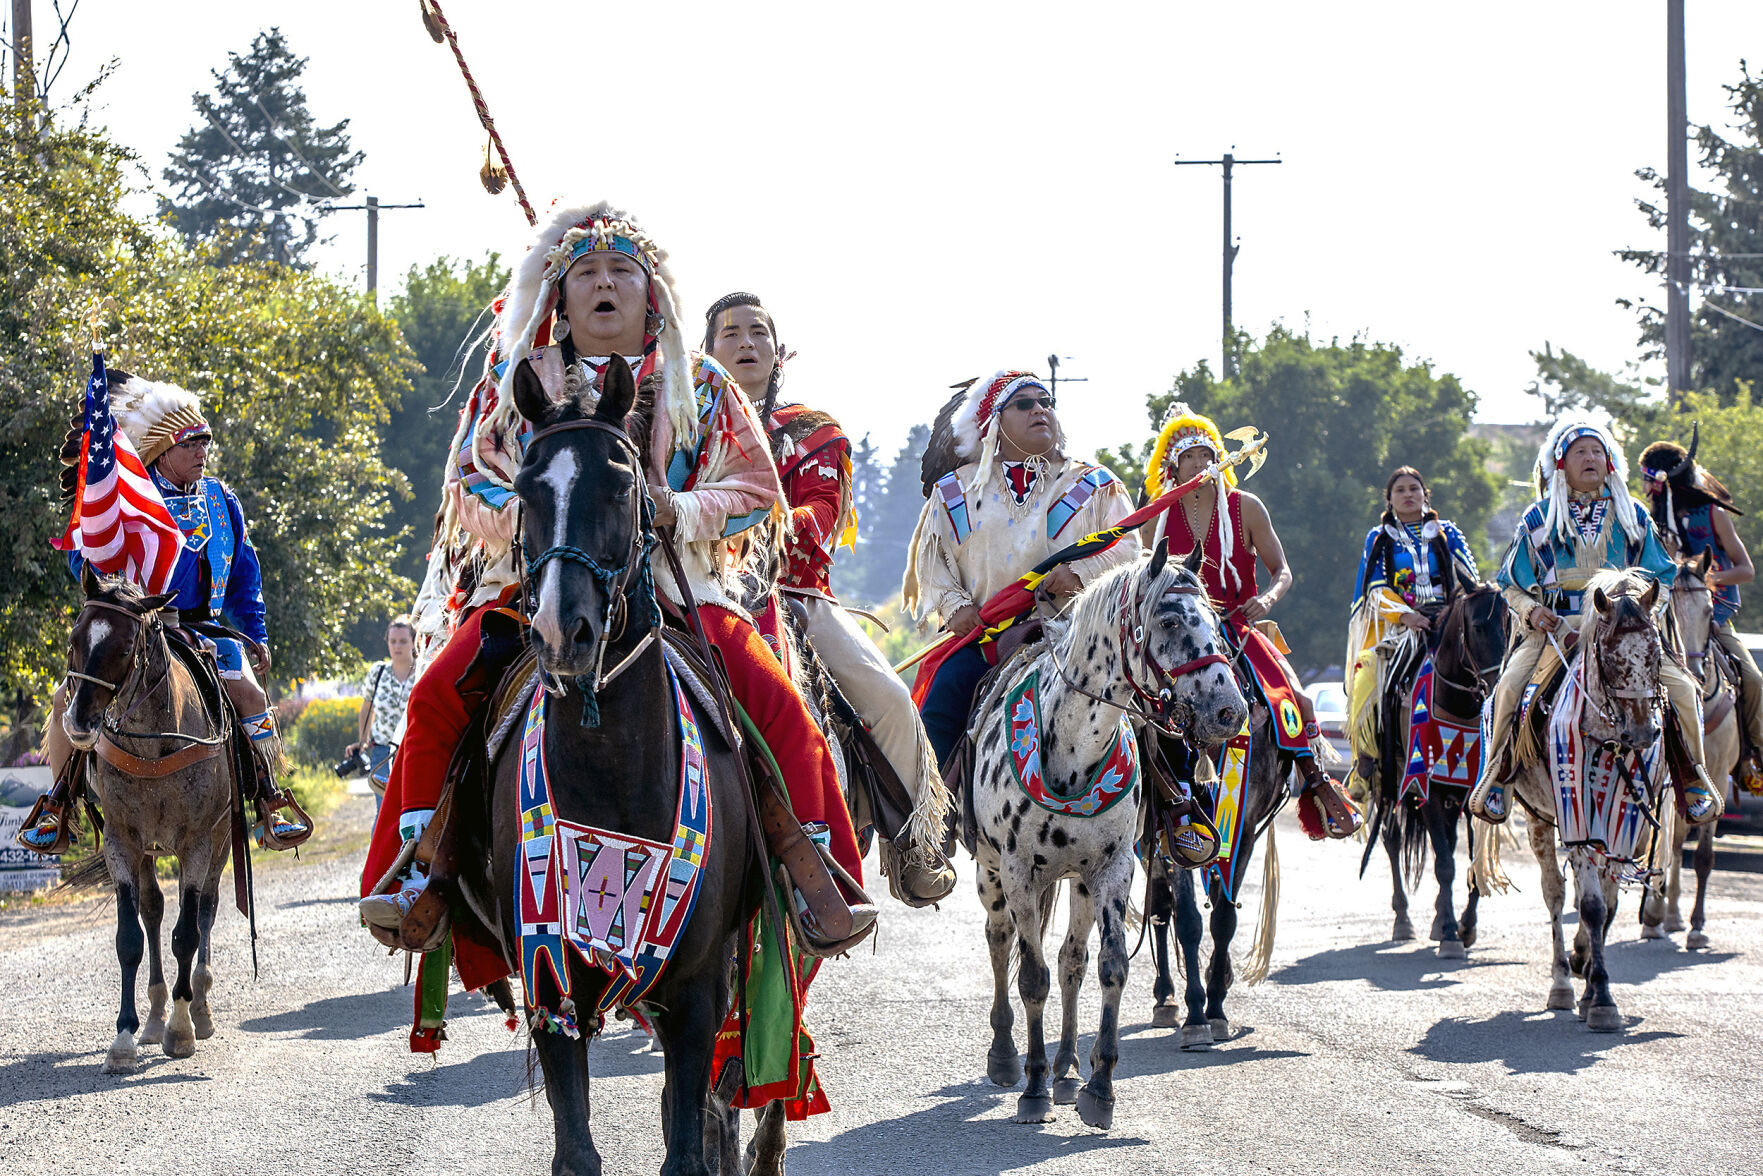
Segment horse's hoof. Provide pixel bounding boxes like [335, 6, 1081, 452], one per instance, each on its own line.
[1437, 940, 1467, 960]
[1459, 924, 1478, 950]
[1052, 1077, 1081, 1105]
[1429, 913, 1449, 942]
[1075, 1087, 1115, 1130]
[1151, 1003, 1182, 1029]
[1392, 916, 1415, 942]
[1687, 929, 1711, 950]
[102, 1032, 137, 1074]
[137, 1017, 166, 1046]
[1585, 1005, 1623, 1033]
[1208, 1017, 1231, 1042]
[1180, 1024, 1214, 1050]
[1015, 1093, 1055, 1123]
[163, 1000, 196, 1059]
[1546, 984, 1575, 1011]
[1639, 922, 1665, 941]
[1665, 913, 1688, 934]
[987, 1051, 1022, 1088]
[191, 1007, 214, 1040]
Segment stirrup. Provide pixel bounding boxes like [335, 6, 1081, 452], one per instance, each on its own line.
[1298, 772, 1361, 841]
[882, 839, 956, 908]
[758, 784, 877, 956]
[255, 790, 314, 851]
[15, 794, 74, 856]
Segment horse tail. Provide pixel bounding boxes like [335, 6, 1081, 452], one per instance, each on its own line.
[1470, 815, 1512, 895]
[1398, 800, 1429, 891]
[57, 850, 112, 895]
[1238, 823, 1279, 986]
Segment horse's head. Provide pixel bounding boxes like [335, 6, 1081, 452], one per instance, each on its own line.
[1089, 537, 1247, 743]
[1584, 572, 1664, 750]
[1669, 548, 1716, 674]
[512, 354, 649, 682]
[1441, 581, 1509, 696]
[64, 565, 172, 750]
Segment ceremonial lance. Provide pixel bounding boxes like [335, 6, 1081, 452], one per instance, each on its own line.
[897, 430, 1268, 691]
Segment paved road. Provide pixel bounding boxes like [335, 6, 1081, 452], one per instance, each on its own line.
[2, 795, 1759, 1174]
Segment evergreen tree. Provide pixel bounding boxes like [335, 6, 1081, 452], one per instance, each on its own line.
[856, 425, 932, 606]
[1620, 61, 1763, 399]
[831, 432, 883, 602]
[160, 28, 361, 265]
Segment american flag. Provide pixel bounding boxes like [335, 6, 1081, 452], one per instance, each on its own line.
[52, 353, 185, 593]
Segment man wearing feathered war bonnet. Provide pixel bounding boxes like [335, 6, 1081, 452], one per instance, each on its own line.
[21, 375, 311, 853]
[1640, 427, 1763, 782]
[1470, 416, 1720, 825]
[360, 205, 868, 966]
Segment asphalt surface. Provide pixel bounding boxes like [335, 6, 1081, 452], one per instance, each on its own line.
[2, 793, 1760, 1175]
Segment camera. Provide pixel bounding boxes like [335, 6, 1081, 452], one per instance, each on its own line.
[333, 746, 373, 779]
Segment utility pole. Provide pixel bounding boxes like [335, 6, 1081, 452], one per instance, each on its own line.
[11, 0, 32, 111]
[324, 195, 425, 302]
[1175, 149, 1281, 380]
[1665, 0, 1691, 402]
[1045, 354, 1088, 400]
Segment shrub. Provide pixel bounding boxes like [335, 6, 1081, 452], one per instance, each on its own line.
[291, 696, 361, 768]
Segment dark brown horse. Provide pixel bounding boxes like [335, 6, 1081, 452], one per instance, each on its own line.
[451, 360, 767, 1176]
[64, 570, 235, 1073]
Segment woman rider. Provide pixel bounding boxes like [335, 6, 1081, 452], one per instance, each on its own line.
[1343, 466, 1480, 800]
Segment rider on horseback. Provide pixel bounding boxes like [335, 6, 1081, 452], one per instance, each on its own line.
[359, 206, 868, 952]
[1343, 466, 1481, 800]
[1470, 417, 1721, 825]
[1639, 430, 1763, 789]
[22, 375, 311, 853]
[704, 292, 957, 907]
[902, 370, 1140, 770]
[1142, 405, 1360, 839]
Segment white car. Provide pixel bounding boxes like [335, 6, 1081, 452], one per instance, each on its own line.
[1301, 680, 1352, 763]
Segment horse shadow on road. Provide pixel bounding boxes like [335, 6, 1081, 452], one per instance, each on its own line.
[237, 985, 511, 1042]
[788, 1079, 1148, 1176]
[1272, 940, 1516, 991]
[365, 1026, 663, 1109]
[1601, 938, 1737, 983]
[0, 1049, 210, 1108]
[1408, 1010, 1682, 1075]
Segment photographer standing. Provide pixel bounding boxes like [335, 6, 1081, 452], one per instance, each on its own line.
[346, 617, 417, 810]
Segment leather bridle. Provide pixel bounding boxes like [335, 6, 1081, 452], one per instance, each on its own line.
[518, 416, 659, 697]
[66, 597, 226, 750]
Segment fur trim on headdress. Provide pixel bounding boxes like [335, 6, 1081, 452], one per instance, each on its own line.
[1534, 416, 1644, 545]
[1639, 424, 1741, 542]
[953, 369, 1058, 494]
[474, 202, 694, 490]
[110, 376, 209, 469]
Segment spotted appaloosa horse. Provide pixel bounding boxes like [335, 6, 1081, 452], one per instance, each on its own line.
[1641, 550, 1738, 949]
[1361, 582, 1508, 958]
[1475, 570, 1668, 1032]
[969, 541, 1246, 1128]
[62, 569, 235, 1074]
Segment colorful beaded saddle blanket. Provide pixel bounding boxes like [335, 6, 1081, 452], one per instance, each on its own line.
[1004, 669, 1138, 818]
[1399, 655, 1483, 802]
[1206, 718, 1254, 902]
[1547, 655, 1663, 882]
[515, 662, 713, 1035]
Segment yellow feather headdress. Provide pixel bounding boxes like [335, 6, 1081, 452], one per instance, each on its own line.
[1144, 403, 1236, 500]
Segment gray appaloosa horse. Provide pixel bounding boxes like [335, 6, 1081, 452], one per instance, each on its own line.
[969, 541, 1246, 1128]
[64, 570, 235, 1073]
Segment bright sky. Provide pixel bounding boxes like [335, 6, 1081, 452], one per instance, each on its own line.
[29, 1, 1763, 460]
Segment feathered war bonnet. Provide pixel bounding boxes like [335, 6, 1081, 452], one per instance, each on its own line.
[109, 374, 211, 469]
[1534, 416, 1645, 546]
[469, 202, 695, 490]
[1639, 423, 1741, 543]
[952, 369, 1061, 494]
[1143, 402, 1246, 590]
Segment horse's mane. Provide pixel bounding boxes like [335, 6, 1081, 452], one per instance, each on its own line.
[1575, 569, 1655, 639]
[1060, 553, 1211, 654]
[88, 572, 149, 607]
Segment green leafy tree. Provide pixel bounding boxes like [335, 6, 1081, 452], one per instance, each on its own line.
[160, 28, 361, 265]
[1, 96, 414, 753]
[381, 255, 508, 589]
[1619, 61, 1763, 399]
[1128, 326, 1499, 672]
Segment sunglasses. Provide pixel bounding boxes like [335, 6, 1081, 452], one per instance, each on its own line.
[1005, 395, 1056, 413]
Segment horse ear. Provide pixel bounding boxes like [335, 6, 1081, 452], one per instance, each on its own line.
[595, 355, 638, 424]
[81, 561, 101, 598]
[511, 358, 551, 425]
[1593, 585, 1611, 615]
[1696, 548, 1713, 577]
[1640, 578, 1661, 612]
[1148, 535, 1169, 579]
[1183, 542, 1204, 575]
[142, 590, 178, 613]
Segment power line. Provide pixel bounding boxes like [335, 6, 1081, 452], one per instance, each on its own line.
[1705, 301, 1763, 334]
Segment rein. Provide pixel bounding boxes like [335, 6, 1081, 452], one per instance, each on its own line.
[67, 598, 228, 771]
